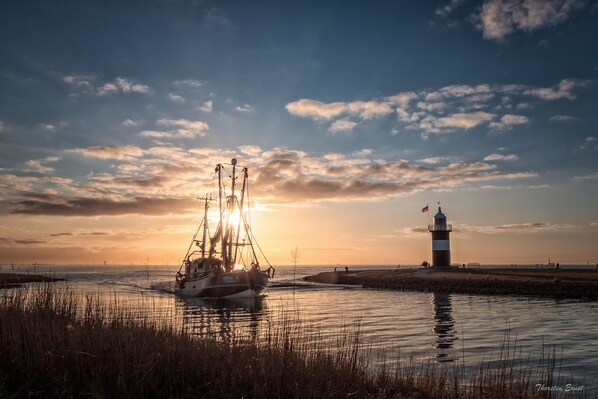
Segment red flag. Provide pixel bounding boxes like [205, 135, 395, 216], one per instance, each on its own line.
[422, 205, 429, 213]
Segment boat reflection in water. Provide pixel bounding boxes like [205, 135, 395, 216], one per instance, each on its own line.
[177, 296, 266, 344]
[431, 292, 458, 362]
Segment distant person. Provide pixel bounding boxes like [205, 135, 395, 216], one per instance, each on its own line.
[334, 267, 337, 272]
[345, 266, 349, 273]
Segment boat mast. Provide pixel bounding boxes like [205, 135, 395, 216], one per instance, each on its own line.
[227, 158, 238, 270]
[233, 167, 247, 264]
[200, 196, 210, 258]
[216, 163, 224, 261]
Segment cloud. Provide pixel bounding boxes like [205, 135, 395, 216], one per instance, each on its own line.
[122, 119, 141, 127]
[345, 101, 393, 119]
[96, 82, 118, 95]
[167, 93, 185, 103]
[460, 222, 578, 234]
[524, 79, 577, 100]
[50, 231, 110, 237]
[235, 104, 253, 112]
[286, 99, 347, 120]
[140, 119, 209, 139]
[74, 145, 144, 160]
[157, 118, 209, 136]
[96, 77, 150, 96]
[435, 111, 496, 129]
[24, 161, 52, 174]
[13, 239, 47, 245]
[516, 102, 533, 110]
[238, 145, 262, 156]
[573, 173, 598, 182]
[2, 145, 539, 218]
[173, 79, 204, 87]
[286, 79, 585, 137]
[199, 100, 213, 112]
[249, 149, 536, 203]
[549, 114, 576, 122]
[418, 156, 458, 164]
[329, 119, 357, 134]
[286, 99, 393, 121]
[62, 74, 94, 93]
[0, 121, 4, 133]
[489, 114, 530, 130]
[476, 0, 586, 40]
[424, 84, 493, 101]
[436, 0, 466, 17]
[10, 194, 197, 216]
[417, 101, 449, 112]
[483, 153, 519, 161]
[386, 92, 419, 106]
[23, 157, 61, 174]
[579, 136, 598, 150]
[352, 149, 374, 157]
[39, 123, 55, 131]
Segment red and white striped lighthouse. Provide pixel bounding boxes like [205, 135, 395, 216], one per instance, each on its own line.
[428, 206, 452, 267]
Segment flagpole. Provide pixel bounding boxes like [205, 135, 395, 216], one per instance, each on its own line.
[426, 203, 429, 227]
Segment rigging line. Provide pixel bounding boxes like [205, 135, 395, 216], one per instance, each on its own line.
[252, 229, 272, 267]
[243, 175, 255, 261]
[243, 170, 272, 267]
[246, 169, 253, 230]
[177, 218, 204, 273]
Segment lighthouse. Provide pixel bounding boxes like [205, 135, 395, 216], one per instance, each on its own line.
[428, 206, 452, 267]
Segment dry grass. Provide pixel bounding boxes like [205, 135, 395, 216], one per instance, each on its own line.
[0, 286, 590, 398]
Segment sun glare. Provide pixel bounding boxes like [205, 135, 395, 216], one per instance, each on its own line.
[228, 210, 241, 228]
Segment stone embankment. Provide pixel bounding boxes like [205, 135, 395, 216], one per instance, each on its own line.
[304, 268, 598, 300]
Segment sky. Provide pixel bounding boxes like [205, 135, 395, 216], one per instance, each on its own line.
[1, 0, 597, 265]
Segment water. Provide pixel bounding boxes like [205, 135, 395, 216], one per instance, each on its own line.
[3, 264, 598, 390]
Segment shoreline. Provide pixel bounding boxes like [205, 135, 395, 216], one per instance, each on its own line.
[304, 267, 598, 300]
[0, 286, 574, 398]
[0, 272, 63, 288]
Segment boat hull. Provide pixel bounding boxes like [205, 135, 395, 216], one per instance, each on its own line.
[175, 270, 269, 298]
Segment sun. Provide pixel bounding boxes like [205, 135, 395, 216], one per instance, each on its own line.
[228, 210, 241, 229]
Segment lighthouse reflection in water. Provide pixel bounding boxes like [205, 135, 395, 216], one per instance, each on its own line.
[431, 292, 458, 362]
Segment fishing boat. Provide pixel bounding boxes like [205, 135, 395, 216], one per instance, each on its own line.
[175, 158, 274, 298]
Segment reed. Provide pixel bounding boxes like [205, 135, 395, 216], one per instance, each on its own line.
[0, 286, 589, 398]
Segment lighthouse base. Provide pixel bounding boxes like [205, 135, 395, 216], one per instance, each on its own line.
[432, 250, 451, 267]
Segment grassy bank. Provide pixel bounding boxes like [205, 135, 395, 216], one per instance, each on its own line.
[0, 287, 586, 398]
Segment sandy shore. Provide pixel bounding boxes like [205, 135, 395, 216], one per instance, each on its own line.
[304, 267, 598, 300]
[0, 272, 63, 288]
